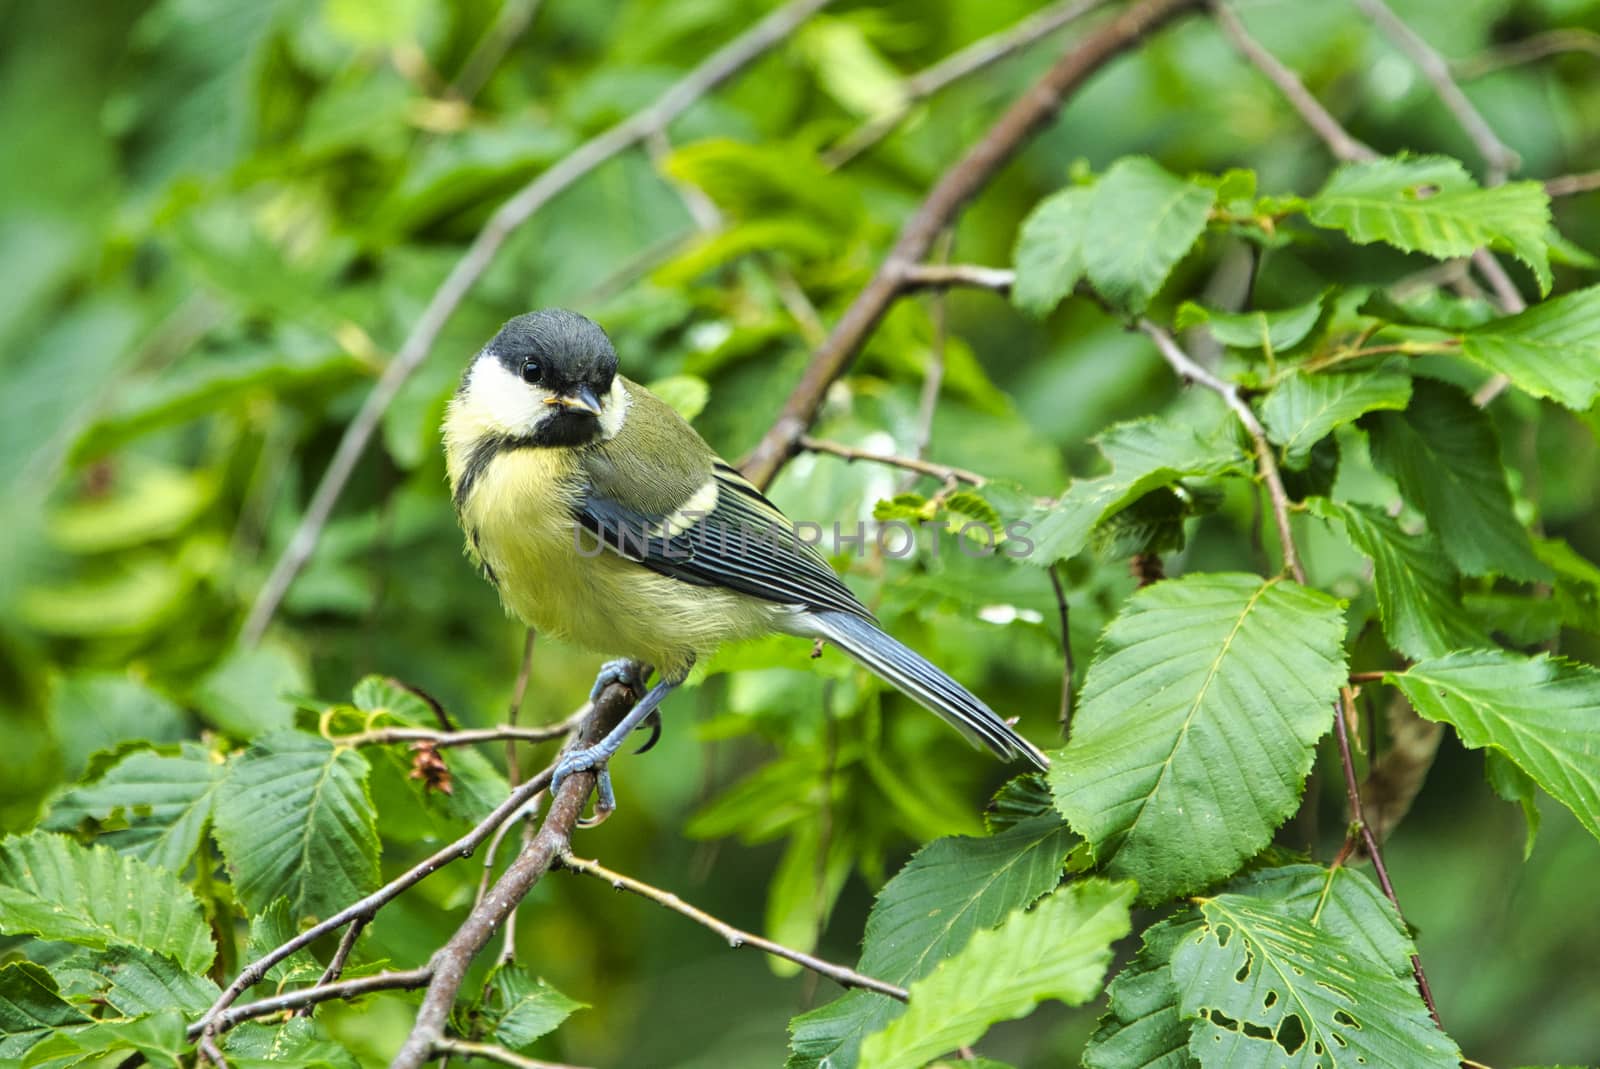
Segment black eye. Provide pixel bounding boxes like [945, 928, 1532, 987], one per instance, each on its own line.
[520, 360, 543, 385]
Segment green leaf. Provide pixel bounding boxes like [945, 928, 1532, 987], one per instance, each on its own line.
[786, 816, 1077, 1069]
[1172, 893, 1459, 1068]
[1086, 863, 1420, 1069]
[1307, 156, 1552, 294]
[0, 962, 89, 1060]
[213, 732, 381, 919]
[191, 641, 311, 738]
[1259, 369, 1411, 468]
[1084, 914, 1202, 1069]
[644, 374, 710, 422]
[1053, 575, 1346, 903]
[100, 946, 222, 1017]
[222, 1017, 362, 1068]
[858, 880, 1134, 1069]
[245, 898, 321, 987]
[1027, 418, 1249, 562]
[1310, 499, 1485, 660]
[1012, 186, 1093, 318]
[1389, 651, 1600, 846]
[23, 1010, 188, 1068]
[1083, 158, 1217, 314]
[1485, 750, 1541, 860]
[0, 832, 214, 972]
[480, 964, 587, 1051]
[1175, 293, 1325, 354]
[1364, 378, 1547, 581]
[45, 741, 224, 873]
[1459, 285, 1600, 409]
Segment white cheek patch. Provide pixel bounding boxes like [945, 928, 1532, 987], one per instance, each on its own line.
[597, 377, 630, 441]
[468, 356, 553, 436]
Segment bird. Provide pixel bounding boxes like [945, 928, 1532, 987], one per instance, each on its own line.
[443, 309, 1048, 814]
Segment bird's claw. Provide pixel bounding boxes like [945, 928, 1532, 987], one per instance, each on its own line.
[632, 711, 662, 754]
[550, 746, 617, 827]
[589, 659, 646, 705]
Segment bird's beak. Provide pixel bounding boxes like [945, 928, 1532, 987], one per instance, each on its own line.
[545, 384, 603, 417]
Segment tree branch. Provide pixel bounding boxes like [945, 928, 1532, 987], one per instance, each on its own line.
[389, 682, 640, 1069]
[740, 0, 1207, 490]
[1452, 27, 1600, 80]
[798, 435, 987, 487]
[1211, 0, 1375, 164]
[1546, 169, 1600, 197]
[433, 1038, 591, 1069]
[898, 263, 1016, 294]
[191, 968, 434, 1038]
[241, 0, 837, 644]
[194, 764, 558, 1045]
[330, 720, 579, 750]
[1351, 0, 1519, 184]
[823, 0, 1113, 168]
[557, 852, 908, 1001]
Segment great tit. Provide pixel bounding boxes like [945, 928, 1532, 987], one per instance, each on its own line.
[444, 309, 1048, 809]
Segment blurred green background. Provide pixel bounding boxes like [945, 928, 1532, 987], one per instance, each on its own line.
[2, 0, 1598, 1064]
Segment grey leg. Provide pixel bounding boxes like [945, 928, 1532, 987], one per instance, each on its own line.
[551, 676, 678, 813]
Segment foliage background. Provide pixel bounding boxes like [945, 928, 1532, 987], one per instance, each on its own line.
[2, 0, 1599, 1065]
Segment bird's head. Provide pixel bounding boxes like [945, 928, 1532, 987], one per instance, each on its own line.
[456, 309, 627, 447]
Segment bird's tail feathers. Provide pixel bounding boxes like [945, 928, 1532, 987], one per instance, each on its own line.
[803, 610, 1049, 770]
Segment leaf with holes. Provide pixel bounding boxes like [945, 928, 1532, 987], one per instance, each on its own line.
[1172, 893, 1459, 1068]
[213, 732, 381, 919]
[1307, 156, 1552, 294]
[1083, 158, 1216, 314]
[1259, 369, 1410, 469]
[1459, 285, 1600, 409]
[1052, 575, 1346, 903]
[1027, 418, 1249, 563]
[1012, 186, 1093, 318]
[0, 832, 214, 972]
[1389, 650, 1600, 845]
[1363, 378, 1547, 581]
[1310, 499, 1485, 659]
[786, 816, 1077, 1069]
[858, 880, 1133, 1069]
[1084, 913, 1203, 1069]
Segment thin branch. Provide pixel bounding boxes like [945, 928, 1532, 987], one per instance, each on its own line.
[558, 851, 908, 1001]
[293, 915, 369, 1017]
[506, 628, 539, 786]
[1211, 1, 1375, 165]
[191, 968, 434, 1038]
[1141, 319, 1442, 1028]
[194, 764, 557, 1043]
[1136, 320, 1302, 579]
[331, 721, 578, 749]
[823, 0, 1113, 168]
[449, 0, 543, 103]
[898, 263, 1016, 294]
[1333, 690, 1442, 1026]
[798, 435, 987, 487]
[389, 682, 641, 1069]
[740, 0, 1208, 490]
[1047, 564, 1075, 740]
[1351, 0, 1519, 183]
[433, 1038, 591, 1069]
[1452, 28, 1600, 80]
[1546, 170, 1600, 197]
[242, 0, 837, 644]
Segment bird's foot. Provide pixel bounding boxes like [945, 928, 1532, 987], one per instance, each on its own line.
[588, 660, 660, 754]
[550, 745, 618, 826]
[589, 659, 646, 705]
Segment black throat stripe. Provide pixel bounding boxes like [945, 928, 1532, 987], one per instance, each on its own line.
[454, 433, 529, 512]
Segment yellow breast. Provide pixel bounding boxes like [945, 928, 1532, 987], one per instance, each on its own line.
[449, 445, 780, 678]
